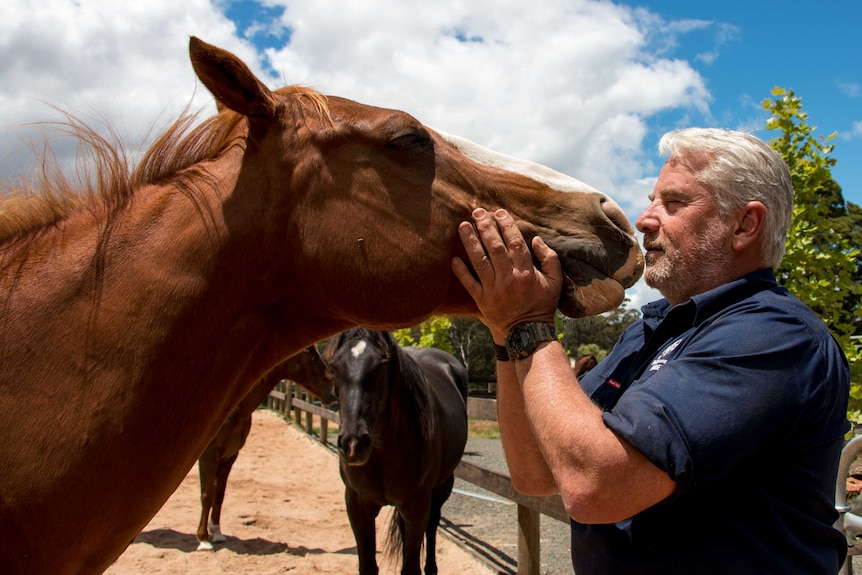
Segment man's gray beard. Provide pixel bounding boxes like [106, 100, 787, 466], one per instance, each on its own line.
[644, 254, 675, 294]
[642, 220, 731, 304]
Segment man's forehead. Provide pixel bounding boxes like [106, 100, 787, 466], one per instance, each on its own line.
[667, 150, 713, 172]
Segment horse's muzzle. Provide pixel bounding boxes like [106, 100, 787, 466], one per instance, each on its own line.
[337, 433, 372, 466]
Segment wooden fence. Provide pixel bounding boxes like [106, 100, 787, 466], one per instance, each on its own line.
[267, 381, 568, 575]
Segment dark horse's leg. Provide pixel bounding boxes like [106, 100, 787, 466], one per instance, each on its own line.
[345, 486, 382, 575]
[398, 494, 433, 575]
[209, 453, 238, 544]
[424, 475, 455, 575]
[196, 447, 219, 550]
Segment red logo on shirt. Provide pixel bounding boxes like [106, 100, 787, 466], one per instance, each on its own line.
[607, 378, 621, 389]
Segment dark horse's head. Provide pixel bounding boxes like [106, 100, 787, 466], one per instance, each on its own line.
[324, 328, 427, 466]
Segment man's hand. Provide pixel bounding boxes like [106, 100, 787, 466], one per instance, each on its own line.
[451, 208, 564, 341]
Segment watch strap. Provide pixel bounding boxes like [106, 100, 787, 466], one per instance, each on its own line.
[492, 343, 511, 362]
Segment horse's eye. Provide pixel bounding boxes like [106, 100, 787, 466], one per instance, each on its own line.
[386, 132, 431, 152]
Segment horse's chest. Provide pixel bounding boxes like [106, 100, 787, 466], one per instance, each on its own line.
[341, 449, 432, 504]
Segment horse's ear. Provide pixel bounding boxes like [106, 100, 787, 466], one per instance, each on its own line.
[189, 36, 278, 119]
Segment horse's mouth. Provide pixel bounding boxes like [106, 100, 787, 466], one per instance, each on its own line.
[542, 231, 644, 318]
[340, 452, 371, 466]
[557, 254, 642, 318]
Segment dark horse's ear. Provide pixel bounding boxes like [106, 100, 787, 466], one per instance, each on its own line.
[188, 36, 278, 119]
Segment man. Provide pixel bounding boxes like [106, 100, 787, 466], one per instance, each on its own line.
[452, 128, 850, 574]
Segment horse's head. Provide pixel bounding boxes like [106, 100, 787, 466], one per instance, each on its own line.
[324, 328, 397, 466]
[188, 37, 643, 332]
[273, 346, 336, 406]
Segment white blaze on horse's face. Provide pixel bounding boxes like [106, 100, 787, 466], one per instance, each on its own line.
[350, 340, 367, 359]
[438, 130, 605, 196]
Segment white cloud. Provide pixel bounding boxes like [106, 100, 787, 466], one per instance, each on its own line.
[0, 0, 714, 309]
[838, 81, 861, 99]
[839, 120, 862, 141]
[255, 0, 710, 215]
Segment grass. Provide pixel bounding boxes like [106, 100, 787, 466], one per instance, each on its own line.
[468, 418, 500, 439]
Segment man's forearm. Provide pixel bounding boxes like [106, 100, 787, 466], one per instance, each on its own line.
[495, 354, 558, 495]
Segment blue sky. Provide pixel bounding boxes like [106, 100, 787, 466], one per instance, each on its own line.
[628, 0, 861, 207]
[221, 0, 862, 206]
[1, 0, 859, 308]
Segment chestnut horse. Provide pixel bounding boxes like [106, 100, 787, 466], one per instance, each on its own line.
[324, 328, 468, 575]
[195, 346, 333, 551]
[0, 36, 642, 573]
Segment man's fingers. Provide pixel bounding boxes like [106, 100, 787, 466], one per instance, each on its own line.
[451, 256, 481, 298]
[457, 220, 493, 273]
[493, 209, 532, 269]
[532, 235, 563, 283]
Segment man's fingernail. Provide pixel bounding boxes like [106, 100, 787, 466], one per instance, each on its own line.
[473, 208, 486, 219]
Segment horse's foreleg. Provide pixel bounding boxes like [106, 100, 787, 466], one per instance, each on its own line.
[423, 476, 455, 575]
[196, 453, 218, 551]
[399, 497, 432, 575]
[209, 453, 238, 544]
[345, 487, 381, 575]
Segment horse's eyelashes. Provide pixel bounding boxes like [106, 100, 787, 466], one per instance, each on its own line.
[385, 133, 432, 152]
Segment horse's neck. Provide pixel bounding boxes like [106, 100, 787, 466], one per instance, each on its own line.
[0, 157, 295, 455]
[381, 350, 431, 440]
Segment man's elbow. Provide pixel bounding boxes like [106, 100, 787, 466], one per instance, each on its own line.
[510, 470, 559, 497]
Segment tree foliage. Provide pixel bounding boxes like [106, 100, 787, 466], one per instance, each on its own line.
[559, 301, 640, 357]
[392, 316, 454, 354]
[763, 87, 862, 421]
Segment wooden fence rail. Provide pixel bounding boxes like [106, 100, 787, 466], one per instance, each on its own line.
[267, 381, 567, 575]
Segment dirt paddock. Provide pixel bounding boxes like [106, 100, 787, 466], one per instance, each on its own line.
[105, 409, 496, 575]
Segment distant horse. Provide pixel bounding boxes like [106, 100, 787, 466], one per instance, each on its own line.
[195, 346, 333, 551]
[572, 353, 598, 377]
[324, 328, 468, 575]
[0, 36, 642, 573]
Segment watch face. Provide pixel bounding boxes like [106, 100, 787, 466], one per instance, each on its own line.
[505, 322, 556, 359]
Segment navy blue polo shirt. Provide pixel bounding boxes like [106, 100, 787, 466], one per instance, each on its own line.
[573, 268, 850, 574]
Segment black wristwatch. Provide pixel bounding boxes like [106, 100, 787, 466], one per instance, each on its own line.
[504, 322, 557, 360]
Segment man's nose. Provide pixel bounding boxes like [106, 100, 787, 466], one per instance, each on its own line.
[635, 204, 658, 234]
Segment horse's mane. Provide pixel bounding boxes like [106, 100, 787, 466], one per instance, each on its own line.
[0, 86, 329, 245]
[325, 327, 436, 443]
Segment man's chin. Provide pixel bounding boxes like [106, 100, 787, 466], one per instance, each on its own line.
[643, 268, 669, 291]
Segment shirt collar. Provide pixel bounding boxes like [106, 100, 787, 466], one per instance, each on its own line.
[640, 268, 779, 328]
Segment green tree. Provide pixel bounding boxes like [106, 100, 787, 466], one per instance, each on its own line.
[832, 201, 862, 336]
[763, 87, 862, 422]
[392, 316, 454, 354]
[447, 317, 495, 377]
[559, 299, 640, 357]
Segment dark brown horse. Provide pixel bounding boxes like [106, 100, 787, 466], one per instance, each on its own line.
[572, 353, 598, 377]
[195, 346, 333, 551]
[323, 328, 468, 575]
[0, 36, 642, 573]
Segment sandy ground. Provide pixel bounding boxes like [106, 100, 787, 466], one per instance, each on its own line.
[105, 409, 496, 575]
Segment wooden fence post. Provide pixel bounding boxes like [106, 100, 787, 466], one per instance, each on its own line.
[320, 417, 329, 446]
[293, 383, 302, 427]
[517, 504, 540, 575]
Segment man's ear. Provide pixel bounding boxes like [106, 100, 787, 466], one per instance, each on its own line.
[732, 201, 766, 252]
